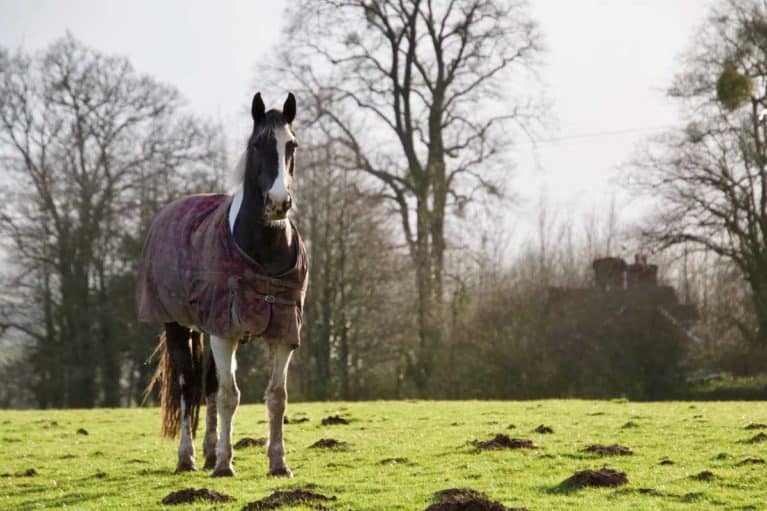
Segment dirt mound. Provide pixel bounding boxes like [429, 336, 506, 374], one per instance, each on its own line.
[242, 489, 336, 510]
[534, 425, 553, 434]
[736, 456, 765, 466]
[507, 424, 516, 429]
[284, 416, 309, 424]
[21, 468, 37, 477]
[161, 488, 235, 505]
[692, 470, 714, 481]
[746, 432, 767, 443]
[744, 423, 767, 430]
[76, 428, 88, 435]
[621, 421, 639, 429]
[562, 467, 628, 488]
[234, 437, 267, 449]
[310, 438, 351, 449]
[659, 458, 674, 466]
[473, 434, 536, 450]
[583, 444, 633, 456]
[425, 488, 527, 511]
[321, 415, 350, 425]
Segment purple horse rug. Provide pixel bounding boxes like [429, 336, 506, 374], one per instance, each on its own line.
[136, 193, 308, 347]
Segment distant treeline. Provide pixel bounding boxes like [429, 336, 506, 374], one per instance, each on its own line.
[3, 0, 767, 408]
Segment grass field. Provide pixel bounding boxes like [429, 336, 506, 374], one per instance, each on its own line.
[1, 400, 766, 510]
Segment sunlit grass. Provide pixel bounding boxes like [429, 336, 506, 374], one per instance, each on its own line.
[1, 400, 765, 510]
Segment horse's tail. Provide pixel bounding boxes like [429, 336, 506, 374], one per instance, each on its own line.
[143, 327, 204, 439]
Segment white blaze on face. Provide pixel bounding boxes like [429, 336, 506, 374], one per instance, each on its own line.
[268, 125, 295, 205]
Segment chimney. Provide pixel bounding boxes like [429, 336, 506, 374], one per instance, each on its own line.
[592, 257, 627, 291]
[626, 253, 658, 288]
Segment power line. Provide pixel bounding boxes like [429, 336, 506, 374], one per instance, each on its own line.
[529, 124, 681, 146]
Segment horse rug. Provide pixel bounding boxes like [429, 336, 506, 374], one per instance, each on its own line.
[136, 193, 308, 347]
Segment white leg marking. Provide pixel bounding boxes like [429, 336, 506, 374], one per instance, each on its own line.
[210, 335, 239, 477]
[202, 394, 218, 469]
[266, 343, 294, 476]
[177, 375, 195, 471]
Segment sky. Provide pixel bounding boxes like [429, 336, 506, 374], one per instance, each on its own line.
[518, 0, 708, 232]
[0, 0, 711, 247]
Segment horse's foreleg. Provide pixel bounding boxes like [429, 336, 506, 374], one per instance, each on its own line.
[210, 335, 239, 477]
[202, 352, 218, 470]
[265, 343, 294, 477]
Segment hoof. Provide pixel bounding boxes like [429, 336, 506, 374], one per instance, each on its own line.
[268, 467, 293, 478]
[175, 460, 197, 473]
[211, 466, 236, 478]
[203, 456, 217, 470]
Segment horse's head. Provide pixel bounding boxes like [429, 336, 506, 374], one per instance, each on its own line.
[245, 92, 298, 222]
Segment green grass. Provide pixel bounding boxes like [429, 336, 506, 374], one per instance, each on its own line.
[1, 400, 766, 510]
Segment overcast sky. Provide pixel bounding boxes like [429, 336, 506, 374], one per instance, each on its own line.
[0, 0, 710, 247]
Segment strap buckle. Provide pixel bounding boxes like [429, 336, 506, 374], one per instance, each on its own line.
[264, 294, 275, 303]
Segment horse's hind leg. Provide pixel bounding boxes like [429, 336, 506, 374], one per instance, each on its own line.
[210, 335, 239, 477]
[202, 349, 218, 470]
[165, 322, 202, 472]
[265, 343, 294, 477]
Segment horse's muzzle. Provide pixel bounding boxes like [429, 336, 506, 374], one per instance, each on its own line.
[265, 194, 292, 218]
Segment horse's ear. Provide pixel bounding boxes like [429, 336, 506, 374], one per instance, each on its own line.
[252, 92, 266, 122]
[283, 92, 296, 124]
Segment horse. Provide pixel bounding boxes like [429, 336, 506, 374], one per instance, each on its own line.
[137, 92, 307, 478]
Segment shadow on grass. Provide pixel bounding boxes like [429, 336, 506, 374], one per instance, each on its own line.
[12, 492, 106, 511]
[613, 489, 724, 506]
[137, 467, 174, 476]
[545, 486, 725, 507]
[543, 482, 581, 495]
[679, 492, 707, 503]
[559, 452, 612, 461]
[608, 488, 665, 498]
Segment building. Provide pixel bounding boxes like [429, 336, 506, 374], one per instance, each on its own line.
[547, 255, 699, 341]
[544, 255, 699, 398]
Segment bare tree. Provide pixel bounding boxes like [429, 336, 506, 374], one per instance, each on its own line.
[0, 34, 222, 407]
[277, 0, 543, 392]
[290, 137, 415, 400]
[630, 0, 767, 354]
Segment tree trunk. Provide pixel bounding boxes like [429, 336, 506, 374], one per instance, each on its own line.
[337, 206, 350, 399]
[315, 204, 334, 399]
[412, 194, 438, 394]
[98, 271, 120, 407]
[750, 271, 767, 349]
